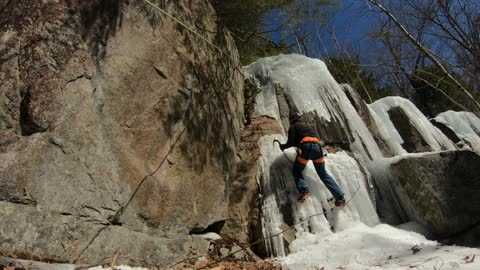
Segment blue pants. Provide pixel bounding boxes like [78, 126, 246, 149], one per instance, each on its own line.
[293, 142, 344, 200]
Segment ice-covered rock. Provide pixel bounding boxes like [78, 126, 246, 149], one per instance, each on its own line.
[434, 111, 480, 154]
[245, 54, 383, 256]
[368, 97, 456, 155]
[246, 54, 383, 161]
[245, 54, 480, 269]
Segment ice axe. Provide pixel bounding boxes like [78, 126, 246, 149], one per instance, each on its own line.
[273, 139, 281, 148]
[273, 139, 295, 163]
[273, 139, 287, 153]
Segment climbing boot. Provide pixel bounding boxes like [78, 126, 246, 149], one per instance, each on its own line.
[334, 196, 346, 207]
[297, 188, 310, 203]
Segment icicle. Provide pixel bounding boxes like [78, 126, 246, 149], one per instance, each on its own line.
[435, 110, 480, 154]
[246, 54, 381, 256]
[368, 97, 456, 155]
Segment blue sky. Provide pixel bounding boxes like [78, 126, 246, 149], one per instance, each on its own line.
[264, 0, 377, 60]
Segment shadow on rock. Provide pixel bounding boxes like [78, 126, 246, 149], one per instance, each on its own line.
[66, 0, 124, 60]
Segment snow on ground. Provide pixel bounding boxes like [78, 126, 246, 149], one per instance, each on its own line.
[280, 221, 479, 270]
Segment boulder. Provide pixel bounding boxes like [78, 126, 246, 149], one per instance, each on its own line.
[390, 150, 480, 240]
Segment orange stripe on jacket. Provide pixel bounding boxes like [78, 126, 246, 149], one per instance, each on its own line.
[296, 156, 309, 165]
[313, 157, 325, 164]
[299, 136, 321, 145]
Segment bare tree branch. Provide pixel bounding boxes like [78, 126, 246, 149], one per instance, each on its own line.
[368, 0, 480, 114]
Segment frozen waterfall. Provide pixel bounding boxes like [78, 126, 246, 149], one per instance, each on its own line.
[245, 54, 382, 257]
[244, 54, 480, 269]
[248, 54, 383, 161]
[257, 135, 379, 257]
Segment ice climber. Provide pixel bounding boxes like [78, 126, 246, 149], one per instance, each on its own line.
[278, 112, 346, 205]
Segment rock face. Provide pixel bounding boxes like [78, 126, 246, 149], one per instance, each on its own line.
[431, 119, 461, 145]
[390, 150, 480, 240]
[0, 0, 246, 266]
[388, 107, 433, 153]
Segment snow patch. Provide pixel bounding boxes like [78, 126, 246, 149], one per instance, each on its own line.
[281, 222, 479, 270]
[193, 232, 222, 241]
